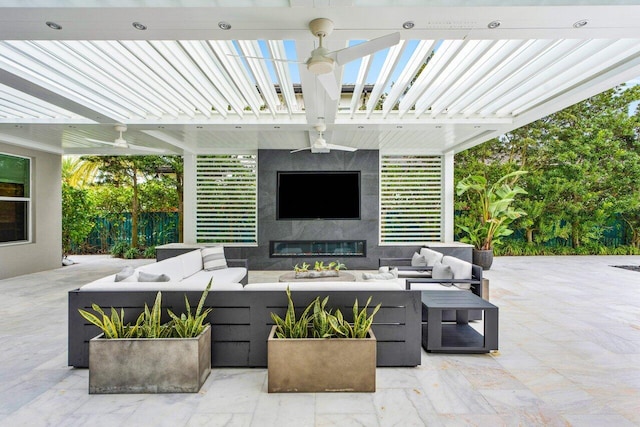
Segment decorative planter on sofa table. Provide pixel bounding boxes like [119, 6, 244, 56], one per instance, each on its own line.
[89, 325, 211, 394]
[267, 325, 376, 393]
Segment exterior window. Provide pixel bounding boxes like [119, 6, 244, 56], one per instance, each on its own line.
[0, 153, 31, 244]
[196, 154, 257, 245]
[379, 154, 442, 244]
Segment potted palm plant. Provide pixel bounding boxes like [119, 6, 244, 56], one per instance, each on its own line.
[78, 281, 212, 394]
[267, 287, 380, 393]
[456, 170, 528, 270]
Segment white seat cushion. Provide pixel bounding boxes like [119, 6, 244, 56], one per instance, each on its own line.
[420, 248, 444, 266]
[80, 280, 243, 292]
[243, 280, 404, 291]
[182, 267, 247, 285]
[408, 282, 463, 291]
[179, 249, 204, 277]
[442, 255, 473, 290]
[137, 257, 184, 281]
[442, 255, 472, 279]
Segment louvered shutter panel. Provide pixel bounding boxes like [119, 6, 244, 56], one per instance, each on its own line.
[380, 155, 442, 244]
[196, 155, 257, 244]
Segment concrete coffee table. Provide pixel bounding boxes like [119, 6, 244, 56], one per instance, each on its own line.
[278, 271, 356, 282]
[421, 290, 498, 353]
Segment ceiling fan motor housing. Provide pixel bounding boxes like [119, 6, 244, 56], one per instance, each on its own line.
[307, 53, 334, 74]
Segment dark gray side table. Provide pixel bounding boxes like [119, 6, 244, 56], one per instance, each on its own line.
[421, 291, 498, 353]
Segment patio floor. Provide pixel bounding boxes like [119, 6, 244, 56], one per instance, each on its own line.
[0, 255, 639, 426]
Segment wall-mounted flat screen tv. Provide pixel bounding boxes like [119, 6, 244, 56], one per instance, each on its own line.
[277, 171, 361, 220]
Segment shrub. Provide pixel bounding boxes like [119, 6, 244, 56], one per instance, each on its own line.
[110, 240, 130, 258]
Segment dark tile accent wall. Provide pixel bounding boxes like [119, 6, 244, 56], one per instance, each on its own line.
[222, 149, 468, 269]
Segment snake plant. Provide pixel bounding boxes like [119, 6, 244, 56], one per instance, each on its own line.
[78, 280, 213, 339]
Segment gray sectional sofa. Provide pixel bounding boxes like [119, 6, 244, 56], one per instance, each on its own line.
[68, 249, 422, 368]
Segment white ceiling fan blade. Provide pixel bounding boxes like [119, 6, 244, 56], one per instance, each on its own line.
[317, 73, 340, 101]
[86, 137, 117, 146]
[227, 53, 302, 64]
[127, 143, 168, 153]
[334, 32, 401, 66]
[290, 147, 312, 153]
[326, 144, 357, 152]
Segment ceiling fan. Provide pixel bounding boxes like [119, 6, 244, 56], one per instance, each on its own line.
[233, 18, 400, 101]
[290, 124, 357, 154]
[86, 125, 166, 153]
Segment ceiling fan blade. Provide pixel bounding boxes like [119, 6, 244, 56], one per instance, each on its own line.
[334, 32, 401, 66]
[127, 143, 168, 153]
[317, 73, 340, 101]
[290, 147, 312, 153]
[86, 138, 116, 146]
[326, 144, 357, 152]
[227, 53, 302, 64]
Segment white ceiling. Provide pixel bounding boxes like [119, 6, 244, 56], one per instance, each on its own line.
[0, 1, 639, 156]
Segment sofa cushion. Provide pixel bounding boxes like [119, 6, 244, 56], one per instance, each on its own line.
[114, 266, 135, 282]
[407, 282, 463, 291]
[179, 249, 204, 277]
[419, 248, 444, 266]
[442, 255, 472, 290]
[243, 280, 404, 291]
[202, 246, 227, 271]
[362, 272, 396, 280]
[79, 280, 243, 292]
[137, 256, 184, 281]
[411, 252, 427, 267]
[138, 272, 171, 282]
[182, 267, 247, 285]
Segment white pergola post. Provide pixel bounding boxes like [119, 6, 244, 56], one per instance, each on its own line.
[442, 151, 455, 242]
[183, 154, 197, 244]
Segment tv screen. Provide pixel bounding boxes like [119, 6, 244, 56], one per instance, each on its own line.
[277, 171, 360, 220]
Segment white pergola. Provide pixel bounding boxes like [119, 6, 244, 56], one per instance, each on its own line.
[0, 1, 639, 156]
[1, 1, 639, 245]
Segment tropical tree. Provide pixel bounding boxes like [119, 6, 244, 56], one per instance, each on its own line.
[456, 170, 528, 250]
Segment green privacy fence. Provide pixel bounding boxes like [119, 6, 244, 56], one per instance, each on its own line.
[74, 211, 634, 254]
[73, 212, 179, 253]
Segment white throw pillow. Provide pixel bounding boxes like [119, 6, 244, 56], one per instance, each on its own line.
[419, 247, 444, 266]
[114, 266, 135, 282]
[362, 272, 396, 280]
[411, 252, 427, 267]
[202, 246, 228, 271]
[137, 271, 171, 282]
[431, 261, 454, 287]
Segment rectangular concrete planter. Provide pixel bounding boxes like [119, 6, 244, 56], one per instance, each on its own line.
[89, 325, 211, 394]
[267, 325, 376, 392]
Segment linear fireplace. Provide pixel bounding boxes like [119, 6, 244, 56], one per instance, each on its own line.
[270, 240, 366, 258]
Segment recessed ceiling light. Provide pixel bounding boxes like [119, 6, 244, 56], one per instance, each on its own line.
[402, 21, 415, 30]
[218, 21, 232, 30]
[487, 20, 501, 29]
[46, 21, 62, 30]
[132, 22, 147, 31]
[573, 19, 588, 28]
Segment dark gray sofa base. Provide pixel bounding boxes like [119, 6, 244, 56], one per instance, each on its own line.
[69, 289, 422, 369]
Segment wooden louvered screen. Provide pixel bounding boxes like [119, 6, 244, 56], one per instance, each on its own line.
[196, 155, 257, 244]
[379, 155, 442, 244]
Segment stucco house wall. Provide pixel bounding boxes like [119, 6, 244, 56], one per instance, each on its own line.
[0, 143, 61, 279]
